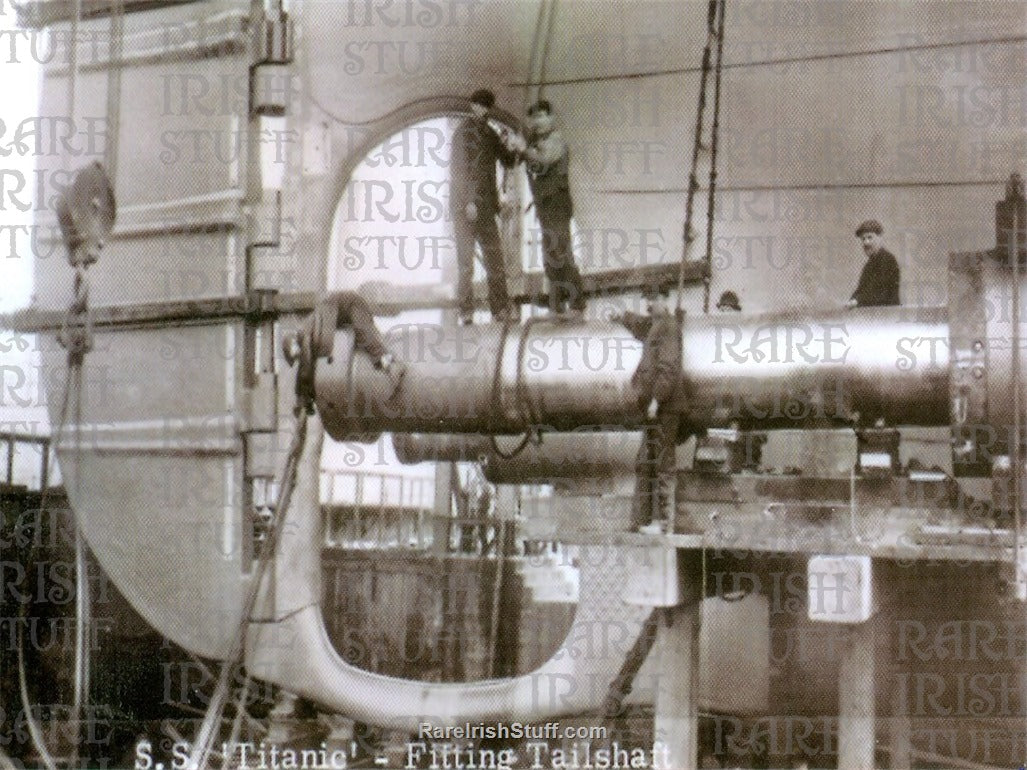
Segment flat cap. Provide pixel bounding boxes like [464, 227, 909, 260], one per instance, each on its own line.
[716, 290, 741, 311]
[855, 219, 883, 237]
[528, 99, 553, 116]
[470, 88, 495, 108]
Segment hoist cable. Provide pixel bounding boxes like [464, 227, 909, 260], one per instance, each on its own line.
[70, 363, 89, 767]
[702, 0, 727, 314]
[523, 0, 549, 112]
[17, 363, 74, 770]
[103, 0, 124, 183]
[675, 0, 720, 309]
[535, 0, 559, 103]
[188, 408, 310, 770]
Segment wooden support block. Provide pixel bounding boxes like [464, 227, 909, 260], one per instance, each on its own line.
[888, 672, 911, 770]
[653, 554, 703, 769]
[653, 603, 700, 770]
[838, 621, 876, 770]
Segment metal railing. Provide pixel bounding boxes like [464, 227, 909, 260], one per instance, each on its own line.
[321, 470, 434, 550]
[0, 431, 53, 491]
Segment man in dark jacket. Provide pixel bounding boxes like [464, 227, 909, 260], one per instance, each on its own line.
[286, 291, 405, 402]
[450, 88, 518, 324]
[523, 99, 586, 316]
[847, 220, 900, 307]
[614, 295, 687, 529]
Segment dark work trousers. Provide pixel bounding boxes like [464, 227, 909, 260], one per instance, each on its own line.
[633, 407, 680, 528]
[334, 291, 388, 361]
[537, 207, 585, 314]
[453, 207, 510, 319]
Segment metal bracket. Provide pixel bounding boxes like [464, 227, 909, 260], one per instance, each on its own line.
[256, 12, 294, 65]
[242, 375, 278, 432]
[251, 65, 291, 117]
[250, 13, 294, 117]
[241, 289, 281, 430]
[1016, 538, 1027, 601]
[244, 288, 280, 324]
[247, 191, 283, 249]
[808, 555, 875, 623]
[948, 252, 990, 475]
[855, 428, 901, 478]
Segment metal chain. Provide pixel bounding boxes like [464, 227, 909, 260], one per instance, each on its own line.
[677, 0, 726, 310]
[702, 0, 728, 314]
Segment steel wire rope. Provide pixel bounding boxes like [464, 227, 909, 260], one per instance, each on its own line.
[17, 0, 89, 746]
[103, 0, 124, 184]
[17, 363, 74, 770]
[701, 0, 726, 314]
[70, 360, 89, 768]
[502, 0, 552, 288]
[508, 34, 1027, 88]
[676, 0, 721, 309]
[534, 0, 558, 104]
[523, 0, 549, 112]
[188, 407, 310, 770]
[219, 676, 254, 770]
[63, 2, 95, 763]
[1010, 186, 1027, 754]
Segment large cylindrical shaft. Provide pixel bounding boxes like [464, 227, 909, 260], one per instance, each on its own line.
[393, 431, 644, 483]
[316, 319, 646, 440]
[681, 307, 952, 430]
[316, 309, 954, 441]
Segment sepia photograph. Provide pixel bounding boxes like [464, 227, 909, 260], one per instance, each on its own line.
[0, 0, 1025, 767]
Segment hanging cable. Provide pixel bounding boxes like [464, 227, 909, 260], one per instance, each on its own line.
[64, 1, 87, 757]
[1010, 181, 1027, 749]
[23, 156, 112, 769]
[16, 367, 73, 770]
[188, 406, 310, 770]
[103, 0, 124, 184]
[676, 0, 723, 310]
[502, 0, 554, 283]
[68, 6, 127, 753]
[70, 363, 90, 768]
[701, 0, 727, 314]
[220, 676, 254, 770]
[599, 608, 659, 722]
[535, 0, 559, 103]
[69, 17, 127, 752]
[67, 0, 81, 124]
[523, 0, 549, 112]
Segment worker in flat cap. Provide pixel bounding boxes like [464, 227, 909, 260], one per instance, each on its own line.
[450, 88, 518, 324]
[284, 292, 406, 403]
[846, 219, 900, 308]
[613, 291, 691, 530]
[521, 99, 586, 317]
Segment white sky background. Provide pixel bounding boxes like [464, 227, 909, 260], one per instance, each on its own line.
[0, 3, 50, 487]
[0, 5, 38, 316]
